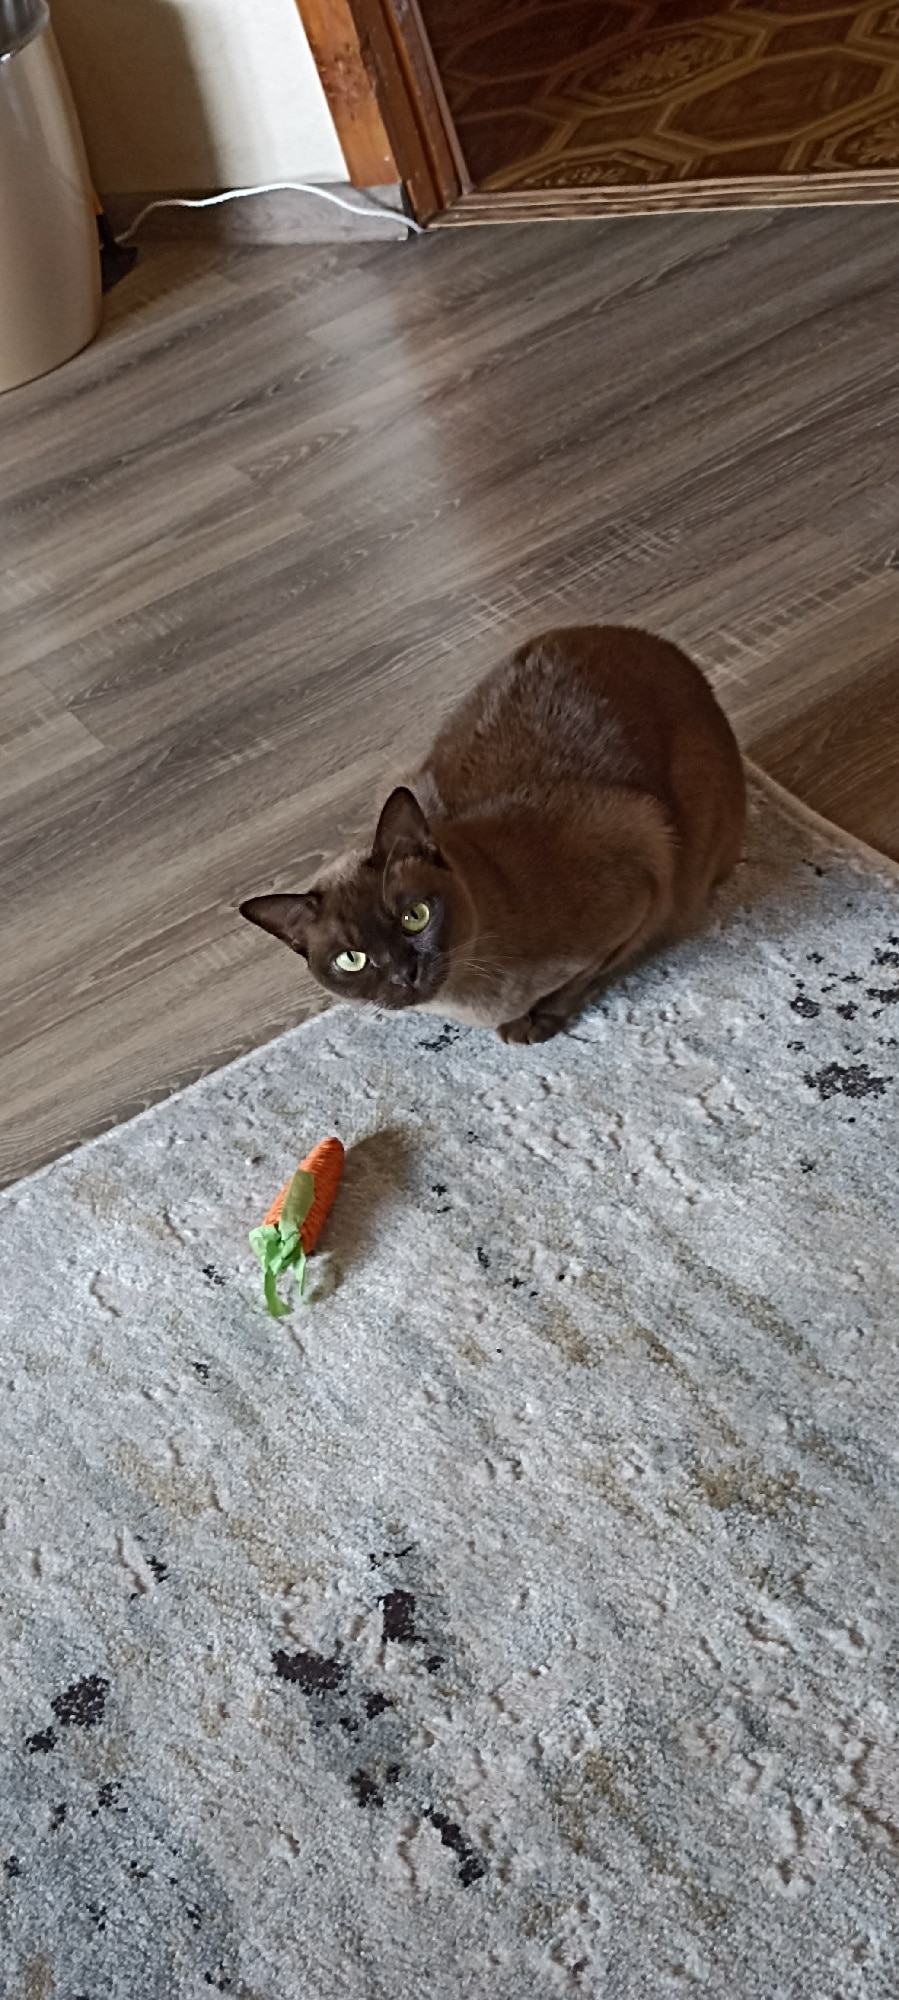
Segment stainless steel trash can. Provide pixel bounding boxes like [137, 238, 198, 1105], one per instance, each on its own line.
[0, 0, 101, 393]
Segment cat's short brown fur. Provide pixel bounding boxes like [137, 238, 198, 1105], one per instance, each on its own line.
[240, 626, 746, 1044]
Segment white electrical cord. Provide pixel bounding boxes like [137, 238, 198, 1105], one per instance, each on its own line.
[116, 180, 423, 244]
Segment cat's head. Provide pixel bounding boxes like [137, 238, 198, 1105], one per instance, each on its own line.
[240, 788, 460, 1011]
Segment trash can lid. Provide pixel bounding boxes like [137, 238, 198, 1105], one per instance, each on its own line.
[0, 0, 49, 60]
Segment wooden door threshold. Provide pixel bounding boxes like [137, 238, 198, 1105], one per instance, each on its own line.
[432, 169, 899, 226]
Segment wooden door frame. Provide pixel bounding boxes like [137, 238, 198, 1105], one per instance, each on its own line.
[295, 0, 468, 221]
[294, 0, 398, 190]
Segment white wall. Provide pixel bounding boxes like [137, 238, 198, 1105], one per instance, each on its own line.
[50, 0, 347, 193]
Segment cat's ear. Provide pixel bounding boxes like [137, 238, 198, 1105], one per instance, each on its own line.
[239, 892, 322, 959]
[370, 787, 442, 867]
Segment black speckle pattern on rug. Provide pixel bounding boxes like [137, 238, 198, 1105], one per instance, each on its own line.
[1, 776, 897, 1999]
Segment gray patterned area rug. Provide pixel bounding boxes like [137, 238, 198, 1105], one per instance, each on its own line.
[2, 773, 898, 2000]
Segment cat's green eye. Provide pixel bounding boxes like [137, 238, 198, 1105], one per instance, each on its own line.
[400, 901, 431, 934]
[334, 948, 367, 974]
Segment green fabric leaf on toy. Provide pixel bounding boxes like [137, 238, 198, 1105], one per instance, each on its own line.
[248, 1168, 313, 1317]
[280, 1168, 315, 1236]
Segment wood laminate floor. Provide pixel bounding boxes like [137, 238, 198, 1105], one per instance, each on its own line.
[2, 210, 898, 1186]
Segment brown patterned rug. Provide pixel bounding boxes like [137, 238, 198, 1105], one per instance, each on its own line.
[419, 0, 899, 194]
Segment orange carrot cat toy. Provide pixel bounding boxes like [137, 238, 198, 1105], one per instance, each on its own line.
[250, 1137, 344, 1317]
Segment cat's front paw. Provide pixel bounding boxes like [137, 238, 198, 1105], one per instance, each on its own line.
[498, 1009, 565, 1046]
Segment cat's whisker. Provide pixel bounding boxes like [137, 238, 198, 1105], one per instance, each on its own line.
[447, 935, 530, 984]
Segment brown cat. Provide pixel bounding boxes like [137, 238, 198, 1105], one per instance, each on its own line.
[240, 626, 746, 1044]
